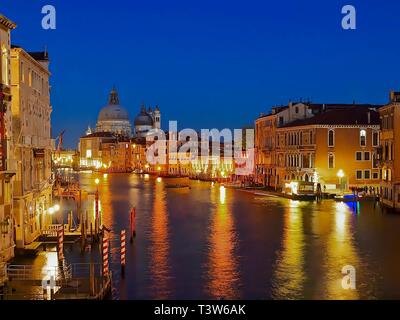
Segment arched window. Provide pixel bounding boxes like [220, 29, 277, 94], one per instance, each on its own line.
[328, 129, 334, 147]
[360, 129, 367, 146]
[1, 45, 9, 85]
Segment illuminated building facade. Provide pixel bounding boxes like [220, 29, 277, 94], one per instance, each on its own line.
[79, 131, 115, 169]
[52, 149, 79, 169]
[378, 91, 400, 209]
[0, 14, 16, 266]
[10, 45, 54, 247]
[276, 106, 381, 192]
[256, 101, 382, 192]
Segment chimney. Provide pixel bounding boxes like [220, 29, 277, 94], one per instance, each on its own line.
[367, 111, 371, 124]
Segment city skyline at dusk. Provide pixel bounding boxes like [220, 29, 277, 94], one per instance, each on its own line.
[2, 0, 400, 147]
[3, 0, 400, 310]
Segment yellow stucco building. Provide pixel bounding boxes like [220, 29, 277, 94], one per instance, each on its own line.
[0, 14, 16, 268]
[379, 91, 400, 209]
[10, 45, 54, 248]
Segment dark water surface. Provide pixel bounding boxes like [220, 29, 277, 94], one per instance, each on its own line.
[18, 173, 400, 299]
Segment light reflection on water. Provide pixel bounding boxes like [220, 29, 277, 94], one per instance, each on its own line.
[206, 185, 240, 299]
[15, 173, 399, 299]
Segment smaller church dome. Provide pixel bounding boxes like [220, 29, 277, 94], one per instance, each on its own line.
[134, 105, 154, 126]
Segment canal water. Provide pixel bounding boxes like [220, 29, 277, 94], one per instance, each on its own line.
[16, 173, 400, 299]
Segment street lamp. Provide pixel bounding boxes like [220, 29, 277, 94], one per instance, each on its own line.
[337, 170, 345, 194]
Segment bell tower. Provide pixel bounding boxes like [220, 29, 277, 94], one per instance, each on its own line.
[154, 105, 161, 129]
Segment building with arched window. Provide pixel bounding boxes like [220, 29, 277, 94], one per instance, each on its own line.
[0, 14, 16, 268]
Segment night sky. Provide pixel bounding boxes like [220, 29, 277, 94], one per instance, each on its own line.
[1, 0, 400, 148]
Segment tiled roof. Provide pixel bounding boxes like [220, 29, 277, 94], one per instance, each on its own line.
[281, 107, 380, 128]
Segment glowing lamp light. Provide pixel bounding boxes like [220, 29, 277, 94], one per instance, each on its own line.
[48, 207, 55, 215]
[95, 178, 100, 185]
[337, 169, 345, 178]
[103, 173, 108, 178]
[157, 177, 162, 183]
[53, 204, 60, 212]
[157, 166, 161, 171]
[290, 181, 298, 195]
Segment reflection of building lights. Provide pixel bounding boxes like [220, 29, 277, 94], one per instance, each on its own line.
[144, 174, 149, 180]
[53, 204, 60, 212]
[157, 166, 161, 171]
[103, 173, 108, 178]
[95, 178, 100, 185]
[157, 177, 162, 183]
[48, 207, 55, 215]
[219, 185, 226, 204]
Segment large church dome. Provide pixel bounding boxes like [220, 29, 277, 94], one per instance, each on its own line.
[96, 88, 132, 136]
[98, 89, 129, 121]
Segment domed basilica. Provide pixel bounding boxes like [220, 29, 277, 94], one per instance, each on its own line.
[94, 87, 161, 138]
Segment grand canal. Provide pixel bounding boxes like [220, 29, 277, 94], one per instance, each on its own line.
[18, 172, 400, 299]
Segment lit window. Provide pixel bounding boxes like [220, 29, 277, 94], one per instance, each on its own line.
[1, 45, 9, 85]
[328, 153, 335, 169]
[360, 129, 367, 146]
[86, 149, 92, 158]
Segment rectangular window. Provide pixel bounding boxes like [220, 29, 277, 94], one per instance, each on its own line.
[356, 151, 362, 161]
[372, 172, 379, 180]
[372, 131, 379, 147]
[364, 151, 370, 161]
[356, 170, 362, 180]
[328, 153, 335, 169]
[364, 170, 371, 179]
[372, 153, 378, 168]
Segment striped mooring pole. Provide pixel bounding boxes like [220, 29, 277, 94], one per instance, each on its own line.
[57, 225, 64, 261]
[102, 235, 109, 276]
[121, 229, 126, 276]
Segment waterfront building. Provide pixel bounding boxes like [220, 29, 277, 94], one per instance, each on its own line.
[255, 102, 321, 188]
[52, 149, 79, 169]
[0, 14, 16, 267]
[276, 106, 381, 192]
[79, 131, 115, 169]
[10, 45, 54, 248]
[378, 91, 400, 209]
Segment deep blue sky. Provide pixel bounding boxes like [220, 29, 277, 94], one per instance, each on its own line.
[2, 0, 400, 148]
